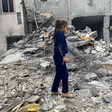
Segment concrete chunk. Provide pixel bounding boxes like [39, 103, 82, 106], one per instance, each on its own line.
[23, 48, 38, 54]
[104, 16, 110, 28]
[67, 36, 79, 42]
[40, 61, 50, 69]
[103, 92, 112, 103]
[84, 73, 98, 81]
[103, 28, 110, 42]
[27, 95, 40, 103]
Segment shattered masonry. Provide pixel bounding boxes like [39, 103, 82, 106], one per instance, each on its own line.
[0, 0, 112, 112]
[0, 0, 112, 55]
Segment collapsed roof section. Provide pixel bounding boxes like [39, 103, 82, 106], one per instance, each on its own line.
[23, 0, 53, 26]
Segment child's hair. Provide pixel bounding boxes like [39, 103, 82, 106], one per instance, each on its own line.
[54, 19, 68, 35]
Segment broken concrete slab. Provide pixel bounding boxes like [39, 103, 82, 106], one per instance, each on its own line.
[66, 40, 81, 56]
[90, 87, 99, 97]
[0, 90, 4, 96]
[40, 101, 53, 111]
[103, 28, 110, 42]
[95, 46, 104, 52]
[78, 89, 92, 97]
[55, 105, 67, 111]
[27, 95, 40, 103]
[73, 39, 90, 47]
[67, 63, 78, 71]
[1, 49, 18, 58]
[104, 16, 110, 29]
[67, 36, 79, 42]
[8, 81, 18, 90]
[103, 92, 112, 103]
[84, 73, 98, 81]
[0, 51, 25, 64]
[16, 69, 30, 77]
[88, 81, 110, 91]
[91, 50, 97, 54]
[23, 48, 38, 54]
[40, 61, 50, 69]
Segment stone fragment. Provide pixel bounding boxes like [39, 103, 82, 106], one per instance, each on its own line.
[8, 81, 18, 89]
[84, 73, 98, 81]
[74, 82, 82, 91]
[0, 51, 25, 64]
[103, 92, 112, 103]
[23, 48, 38, 54]
[78, 89, 92, 97]
[55, 105, 66, 111]
[90, 87, 99, 97]
[88, 81, 110, 90]
[52, 109, 59, 112]
[0, 90, 4, 96]
[73, 39, 90, 47]
[40, 102, 53, 111]
[67, 36, 79, 42]
[27, 95, 40, 103]
[103, 28, 110, 42]
[40, 61, 50, 69]
[91, 50, 97, 54]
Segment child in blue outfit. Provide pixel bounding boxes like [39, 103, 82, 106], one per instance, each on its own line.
[51, 19, 74, 98]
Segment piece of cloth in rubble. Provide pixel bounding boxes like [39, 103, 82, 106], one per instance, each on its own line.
[53, 30, 68, 56]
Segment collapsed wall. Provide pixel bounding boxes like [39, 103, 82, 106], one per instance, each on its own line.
[72, 16, 111, 42]
[72, 16, 104, 40]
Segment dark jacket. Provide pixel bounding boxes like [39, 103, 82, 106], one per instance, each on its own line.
[54, 30, 68, 56]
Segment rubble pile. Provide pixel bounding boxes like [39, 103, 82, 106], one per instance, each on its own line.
[66, 26, 112, 58]
[26, 5, 53, 25]
[0, 20, 112, 112]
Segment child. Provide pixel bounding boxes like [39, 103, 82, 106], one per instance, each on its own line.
[42, 30, 50, 52]
[32, 30, 50, 52]
[51, 19, 74, 98]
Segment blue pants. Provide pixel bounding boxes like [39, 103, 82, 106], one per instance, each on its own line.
[51, 54, 69, 93]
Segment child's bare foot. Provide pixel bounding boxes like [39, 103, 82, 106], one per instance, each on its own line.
[51, 92, 62, 95]
[62, 93, 74, 98]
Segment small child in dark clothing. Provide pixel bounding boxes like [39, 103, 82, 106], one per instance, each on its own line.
[51, 19, 74, 98]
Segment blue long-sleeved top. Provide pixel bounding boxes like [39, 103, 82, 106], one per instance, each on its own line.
[54, 30, 68, 56]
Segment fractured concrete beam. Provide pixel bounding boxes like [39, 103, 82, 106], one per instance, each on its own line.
[103, 28, 110, 42]
[104, 16, 110, 29]
[103, 16, 110, 42]
[66, 40, 81, 56]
